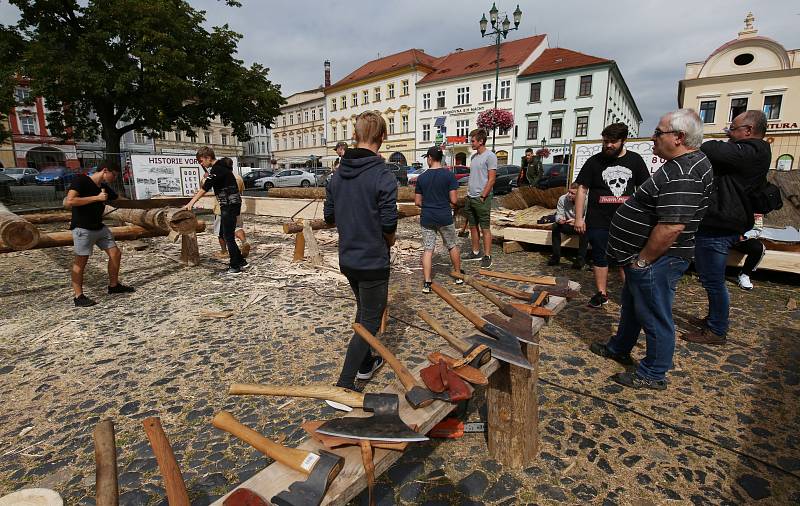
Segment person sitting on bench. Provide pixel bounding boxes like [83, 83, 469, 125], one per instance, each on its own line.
[548, 183, 588, 269]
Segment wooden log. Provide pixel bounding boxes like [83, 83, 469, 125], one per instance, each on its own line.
[0, 203, 41, 250]
[302, 221, 323, 267]
[292, 232, 305, 262]
[180, 232, 200, 267]
[281, 205, 422, 234]
[0, 225, 164, 253]
[21, 211, 72, 224]
[104, 206, 167, 230]
[93, 419, 119, 506]
[267, 186, 466, 203]
[166, 209, 199, 235]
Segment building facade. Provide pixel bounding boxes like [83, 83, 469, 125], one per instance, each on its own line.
[326, 49, 437, 166]
[678, 13, 800, 170]
[154, 115, 242, 157]
[513, 47, 641, 166]
[416, 35, 547, 166]
[271, 89, 326, 169]
[242, 123, 273, 168]
[1, 117, 14, 168]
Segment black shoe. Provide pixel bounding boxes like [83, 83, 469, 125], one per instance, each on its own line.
[74, 294, 97, 307]
[547, 256, 560, 266]
[687, 315, 708, 329]
[462, 251, 482, 261]
[588, 291, 608, 308]
[222, 266, 242, 276]
[422, 281, 432, 294]
[571, 260, 585, 270]
[611, 371, 667, 391]
[334, 381, 364, 393]
[480, 255, 493, 268]
[108, 283, 135, 294]
[356, 356, 385, 380]
[589, 342, 634, 366]
[239, 260, 248, 270]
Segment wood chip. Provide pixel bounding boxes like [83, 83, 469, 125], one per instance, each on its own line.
[788, 298, 798, 310]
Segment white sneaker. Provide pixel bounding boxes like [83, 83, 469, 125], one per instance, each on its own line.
[737, 273, 753, 290]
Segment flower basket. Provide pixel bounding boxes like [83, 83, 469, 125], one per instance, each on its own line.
[535, 147, 550, 158]
[476, 108, 514, 131]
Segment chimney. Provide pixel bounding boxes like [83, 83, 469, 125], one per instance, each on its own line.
[324, 60, 331, 88]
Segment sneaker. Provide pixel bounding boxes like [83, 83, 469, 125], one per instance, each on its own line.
[108, 283, 135, 294]
[422, 281, 432, 294]
[611, 371, 667, 391]
[681, 327, 727, 345]
[571, 260, 585, 270]
[547, 255, 560, 266]
[356, 356, 385, 380]
[588, 291, 609, 308]
[454, 269, 465, 285]
[239, 260, 249, 270]
[462, 250, 483, 261]
[240, 242, 251, 258]
[589, 342, 634, 366]
[222, 266, 242, 276]
[480, 255, 493, 268]
[737, 273, 753, 290]
[74, 294, 97, 307]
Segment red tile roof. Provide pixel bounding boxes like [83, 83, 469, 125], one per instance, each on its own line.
[327, 49, 438, 91]
[520, 48, 610, 76]
[417, 34, 546, 85]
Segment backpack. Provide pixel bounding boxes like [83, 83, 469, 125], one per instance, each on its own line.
[705, 174, 754, 234]
[749, 179, 783, 214]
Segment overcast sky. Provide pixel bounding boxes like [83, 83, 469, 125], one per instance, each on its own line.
[2, 0, 798, 132]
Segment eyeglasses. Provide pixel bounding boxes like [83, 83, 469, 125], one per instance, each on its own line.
[653, 129, 678, 137]
[724, 124, 751, 134]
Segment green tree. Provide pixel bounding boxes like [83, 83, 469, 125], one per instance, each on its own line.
[0, 24, 25, 143]
[8, 0, 283, 169]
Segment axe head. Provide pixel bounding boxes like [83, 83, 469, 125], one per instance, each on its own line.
[483, 311, 535, 344]
[462, 332, 533, 370]
[271, 450, 342, 506]
[405, 385, 450, 408]
[316, 393, 428, 442]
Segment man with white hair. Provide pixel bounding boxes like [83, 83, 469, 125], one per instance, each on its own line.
[590, 109, 714, 390]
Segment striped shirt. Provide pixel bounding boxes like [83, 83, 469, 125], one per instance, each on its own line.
[607, 150, 714, 264]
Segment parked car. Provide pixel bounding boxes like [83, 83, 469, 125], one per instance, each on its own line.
[492, 164, 521, 194]
[255, 169, 316, 189]
[34, 167, 76, 190]
[407, 167, 428, 186]
[387, 163, 409, 186]
[242, 169, 274, 189]
[448, 165, 470, 185]
[2, 167, 39, 185]
[535, 163, 569, 189]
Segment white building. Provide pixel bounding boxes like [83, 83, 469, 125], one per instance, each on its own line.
[415, 35, 547, 166]
[272, 88, 327, 169]
[325, 49, 437, 166]
[242, 123, 273, 168]
[513, 47, 641, 165]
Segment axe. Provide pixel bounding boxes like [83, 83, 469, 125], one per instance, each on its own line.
[478, 268, 571, 287]
[229, 383, 366, 412]
[456, 274, 555, 317]
[142, 417, 190, 506]
[212, 411, 342, 506]
[461, 274, 554, 324]
[477, 271, 578, 300]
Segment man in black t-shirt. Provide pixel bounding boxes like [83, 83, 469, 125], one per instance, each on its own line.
[573, 123, 650, 308]
[65, 166, 135, 307]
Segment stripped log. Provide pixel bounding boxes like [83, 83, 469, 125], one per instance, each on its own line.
[105, 206, 168, 230]
[268, 186, 467, 203]
[93, 419, 119, 506]
[166, 209, 199, 235]
[281, 204, 422, 234]
[0, 203, 41, 250]
[21, 211, 72, 224]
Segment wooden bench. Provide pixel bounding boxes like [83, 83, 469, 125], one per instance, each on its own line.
[212, 296, 567, 505]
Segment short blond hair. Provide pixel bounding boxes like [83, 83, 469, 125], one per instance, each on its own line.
[354, 111, 387, 146]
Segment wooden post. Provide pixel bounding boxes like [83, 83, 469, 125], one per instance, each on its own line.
[93, 419, 119, 506]
[302, 221, 323, 267]
[292, 231, 305, 262]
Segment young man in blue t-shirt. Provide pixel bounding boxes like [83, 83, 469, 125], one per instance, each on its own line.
[415, 147, 464, 293]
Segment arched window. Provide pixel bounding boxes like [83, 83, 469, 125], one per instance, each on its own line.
[389, 152, 407, 165]
[496, 150, 508, 165]
[455, 152, 467, 165]
[777, 154, 794, 171]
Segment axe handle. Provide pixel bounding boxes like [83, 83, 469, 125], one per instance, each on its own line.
[352, 323, 420, 393]
[228, 383, 365, 408]
[430, 282, 486, 330]
[478, 268, 557, 286]
[472, 278, 533, 301]
[533, 291, 549, 307]
[464, 276, 512, 313]
[416, 310, 469, 353]
[142, 417, 190, 506]
[212, 411, 313, 475]
[94, 419, 119, 506]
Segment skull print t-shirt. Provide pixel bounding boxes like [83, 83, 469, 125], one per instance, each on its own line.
[574, 150, 650, 228]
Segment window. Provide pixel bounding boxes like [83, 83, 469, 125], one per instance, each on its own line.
[331, 99, 337, 112]
[436, 90, 446, 109]
[388, 117, 395, 135]
[457, 87, 470, 106]
[133, 131, 146, 144]
[221, 134, 228, 145]
[699, 100, 716, 123]
[175, 131, 182, 142]
[282, 116, 286, 126]
[20, 116, 36, 135]
[283, 138, 287, 150]
[290, 137, 294, 149]
[529, 82, 541, 102]
[340, 96, 346, 109]
[499, 126, 509, 136]
[578, 75, 593, 97]
[500, 80, 510, 100]
[331, 127, 337, 141]
[289, 114, 294, 125]
[422, 92, 431, 110]
[387, 83, 395, 99]
[526, 120, 538, 140]
[763, 95, 782, 120]
[456, 119, 469, 137]
[482, 83, 492, 102]
[575, 116, 589, 137]
[402, 114, 408, 132]
[204, 132, 211, 144]
[14, 87, 31, 104]
[312, 109, 316, 121]
[304, 110, 309, 122]
[374, 87, 381, 102]
[341, 124, 347, 140]
[362, 90, 369, 105]
[351, 93, 358, 107]
[311, 133, 316, 146]
[422, 123, 431, 142]
[553, 79, 566, 100]
[550, 118, 562, 138]
[729, 97, 747, 120]
[402, 80, 409, 96]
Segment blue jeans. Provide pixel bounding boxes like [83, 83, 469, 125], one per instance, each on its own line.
[607, 255, 689, 381]
[693, 232, 740, 335]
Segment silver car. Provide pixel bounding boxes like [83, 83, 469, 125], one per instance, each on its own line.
[2, 167, 39, 185]
[255, 169, 317, 189]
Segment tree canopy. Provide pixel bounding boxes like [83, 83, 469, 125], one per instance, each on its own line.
[3, 0, 284, 167]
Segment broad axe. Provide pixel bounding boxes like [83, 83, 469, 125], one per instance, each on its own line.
[478, 268, 580, 299]
[451, 271, 554, 326]
[456, 273, 555, 317]
[212, 411, 343, 506]
[429, 282, 534, 370]
[228, 384, 425, 443]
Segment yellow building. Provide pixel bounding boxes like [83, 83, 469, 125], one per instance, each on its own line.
[1, 117, 14, 168]
[155, 115, 242, 158]
[271, 88, 326, 169]
[678, 12, 800, 170]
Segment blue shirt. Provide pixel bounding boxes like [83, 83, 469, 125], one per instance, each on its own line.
[415, 168, 458, 227]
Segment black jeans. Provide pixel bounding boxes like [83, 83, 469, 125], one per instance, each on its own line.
[551, 222, 588, 260]
[731, 237, 765, 275]
[220, 203, 243, 268]
[337, 276, 389, 387]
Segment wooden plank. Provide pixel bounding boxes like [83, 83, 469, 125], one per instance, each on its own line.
[196, 196, 325, 220]
[213, 296, 565, 506]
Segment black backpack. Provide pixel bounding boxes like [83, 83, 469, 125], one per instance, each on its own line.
[749, 179, 783, 214]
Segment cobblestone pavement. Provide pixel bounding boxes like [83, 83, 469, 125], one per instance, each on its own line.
[1, 215, 799, 505]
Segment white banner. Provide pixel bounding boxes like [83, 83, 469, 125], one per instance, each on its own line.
[130, 155, 240, 199]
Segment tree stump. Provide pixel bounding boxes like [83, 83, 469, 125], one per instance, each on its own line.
[302, 221, 324, 267]
[0, 206, 41, 250]
[180, 232, 200, 266]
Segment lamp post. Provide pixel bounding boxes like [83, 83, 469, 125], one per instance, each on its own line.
[480, 3, 522, 150]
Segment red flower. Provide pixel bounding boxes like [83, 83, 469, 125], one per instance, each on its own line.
[476, 108, 514, 130]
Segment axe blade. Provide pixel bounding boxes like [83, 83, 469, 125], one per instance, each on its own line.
[405, 385, 451, 407]
[316, 393, 428, 442]
[462, 333, 533, 370]
[271, 450, 342, 506]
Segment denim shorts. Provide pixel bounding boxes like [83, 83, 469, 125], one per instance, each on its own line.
[421, 223, 457, 251]
[72, 226, 116, 256]
[586, 227, 610, 267]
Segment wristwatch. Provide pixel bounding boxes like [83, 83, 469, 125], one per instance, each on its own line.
[634, 256, 650, 268]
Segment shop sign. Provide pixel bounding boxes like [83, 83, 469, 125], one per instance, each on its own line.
[767, 122, 799, 131]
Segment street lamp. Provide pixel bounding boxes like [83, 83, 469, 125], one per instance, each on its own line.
[479, 3, 522, 150]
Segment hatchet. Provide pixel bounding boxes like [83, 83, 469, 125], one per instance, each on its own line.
[212, 411, 342, 506]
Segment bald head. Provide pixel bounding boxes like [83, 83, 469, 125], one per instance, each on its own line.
[735, 110, 768, 138]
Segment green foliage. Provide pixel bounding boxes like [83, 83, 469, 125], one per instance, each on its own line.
[0, 25, 25, 143]
[8, 0, 283, 165]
